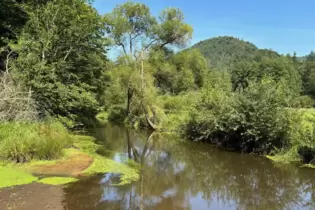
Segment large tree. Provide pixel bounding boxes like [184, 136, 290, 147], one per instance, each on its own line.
[104, 2, 193, 118]
[11, 0, 108, 123]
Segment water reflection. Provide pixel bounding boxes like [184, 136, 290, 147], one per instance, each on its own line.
[64, 124, 315, 210]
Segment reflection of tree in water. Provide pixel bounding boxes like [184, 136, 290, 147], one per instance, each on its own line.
[122, 130, 191, 210]
[63, 125, 315, 210]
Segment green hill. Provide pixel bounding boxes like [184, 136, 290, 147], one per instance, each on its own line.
[191, 36, 280, 70]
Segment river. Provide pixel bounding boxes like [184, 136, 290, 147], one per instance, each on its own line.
[59, 124, 315, 210]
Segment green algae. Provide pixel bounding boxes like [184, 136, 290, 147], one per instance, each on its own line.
[74, 136, 139, 185]
[0, 166, 38, 189]
[83, 156, 139, 185]
[38, 177, 79, 185]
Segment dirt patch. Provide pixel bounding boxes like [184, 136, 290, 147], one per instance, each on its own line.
[31, 151, 93, 177]
[0, 183, 65, 210]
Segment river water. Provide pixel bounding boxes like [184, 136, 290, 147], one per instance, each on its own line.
[63, 124, 315, 210]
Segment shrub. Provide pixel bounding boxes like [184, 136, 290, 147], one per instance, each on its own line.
[0, 121, 73, 162]
[184, 80, 237, 144]
[107, 105, 126, 124]
[298, 146, 315, 164]
[290, 95, 315, 108]
[184, 78, 291, 154]
[232, 79, 289, 153]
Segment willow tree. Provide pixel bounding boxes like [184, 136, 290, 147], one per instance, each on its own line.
[104, 2, 193, 123]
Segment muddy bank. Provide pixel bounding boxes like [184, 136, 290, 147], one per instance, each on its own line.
[0, 183, 65, 210]
[31, 150, 94, 177]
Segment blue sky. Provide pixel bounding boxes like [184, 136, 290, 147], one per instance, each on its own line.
[93, 0, 315, 56]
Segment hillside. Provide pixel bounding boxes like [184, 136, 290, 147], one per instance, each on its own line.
[191, 36, 280, 70]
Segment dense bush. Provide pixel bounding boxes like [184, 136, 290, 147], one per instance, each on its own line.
[184, 78, 291, 154]
[0, 121, 73, 162]
[184, 72, 237, 144]
[232, 79, 289, 153]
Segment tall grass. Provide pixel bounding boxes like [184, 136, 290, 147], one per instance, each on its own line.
[0, 121, 73, 162]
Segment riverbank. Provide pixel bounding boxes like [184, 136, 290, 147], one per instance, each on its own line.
[0, 135, 139, 189]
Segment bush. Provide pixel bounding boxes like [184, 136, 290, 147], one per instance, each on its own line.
[184, 78, 291, 154]
[107, 105, 126, 124]
[276, 108, 315, 163]
[0, 121, 73, 162]
[298, 146, 315, 164]
[184, 79, 237, 144]
[290, 95, 315, 108]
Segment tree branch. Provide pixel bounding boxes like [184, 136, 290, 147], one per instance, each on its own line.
[143, 38, 158, 52]
[5, 51, 13, 74]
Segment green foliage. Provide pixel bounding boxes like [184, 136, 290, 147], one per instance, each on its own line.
[96, 112, 109, 124]
[232, 79, 290, 153]
[231, 61, 259, 91]
[11, 0, 108, 123]
[191, 36, 258, 70]
[102, 2, 193, 130]
[104, 2, 193, 57]
[185, 77, 292, 153]
[0, 0, 28, 48]
[184, 72, 235, 141]
[301, 52, 315, 96]
[257, 56, 302, 95]
[231, 55, 301, 95]
[157, 91, 200, 131]
[268, 109, 315, 164]
[291, 95, 315, 108]
[168, 49, 208, 93]
[0, 121, 73, 162]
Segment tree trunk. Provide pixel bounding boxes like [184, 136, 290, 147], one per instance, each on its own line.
[126, 87, 133, 116]
[141, 101, 157, 131]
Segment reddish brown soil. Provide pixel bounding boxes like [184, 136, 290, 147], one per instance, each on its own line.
[0, 183, 65, 210]
[31, 152, 93, 177]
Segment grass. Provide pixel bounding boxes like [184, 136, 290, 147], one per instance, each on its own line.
[0, 121, 74, 162]
[0, 166, 38, 189]
[38, 177, 79, 185]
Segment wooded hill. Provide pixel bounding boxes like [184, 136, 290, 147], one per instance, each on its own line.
[191, 36, 282, 70]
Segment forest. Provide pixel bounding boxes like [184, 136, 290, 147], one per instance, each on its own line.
[1, 0, 315, 169]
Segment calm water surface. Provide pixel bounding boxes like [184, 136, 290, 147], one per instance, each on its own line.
[64, 124, 315, 210]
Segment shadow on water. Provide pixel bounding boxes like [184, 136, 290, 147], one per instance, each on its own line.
[63, 124, 315, 210]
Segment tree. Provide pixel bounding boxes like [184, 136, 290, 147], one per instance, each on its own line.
[231, 56, 301, 96]
[104, 2, 193, 117]
[231, 61, 259, 92]
[301, 52, 315, 96]
[0, 0, 28, 48]
[11, 0, 108, 123]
